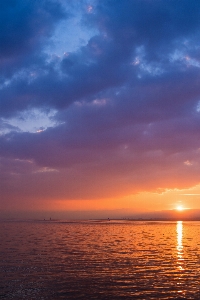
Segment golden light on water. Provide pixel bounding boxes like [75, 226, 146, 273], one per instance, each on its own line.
[177, 221, 183, 253]
[177, 221, 184, 271]
[176, 221, 184, 294]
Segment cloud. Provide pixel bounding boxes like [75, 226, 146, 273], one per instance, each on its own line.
[1, 0, 200, 117]
[1, 0, 200, 207]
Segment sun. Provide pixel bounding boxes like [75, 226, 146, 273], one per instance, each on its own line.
[176, 205, 184, 211]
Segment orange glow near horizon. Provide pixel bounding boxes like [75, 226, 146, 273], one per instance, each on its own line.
[2, 184, 200, 219]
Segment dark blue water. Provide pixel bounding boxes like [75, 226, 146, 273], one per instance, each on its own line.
[1, 220, 200, 299]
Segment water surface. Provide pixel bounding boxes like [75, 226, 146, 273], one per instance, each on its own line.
[1, 220, 200, 299]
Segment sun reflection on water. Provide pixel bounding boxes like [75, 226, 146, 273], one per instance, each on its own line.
[176, 221, 185, 294]
[177, 221, 183, 249]
[177, 221, 184, 270]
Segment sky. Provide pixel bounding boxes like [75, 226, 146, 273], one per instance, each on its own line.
[1, 0, 200, 219]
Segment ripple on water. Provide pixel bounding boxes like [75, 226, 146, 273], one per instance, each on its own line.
[1, 221, 200, 299]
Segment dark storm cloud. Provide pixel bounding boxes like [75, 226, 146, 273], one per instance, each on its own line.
[1, 0, 200, 201]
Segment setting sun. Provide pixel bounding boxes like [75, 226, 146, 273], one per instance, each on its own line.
[176, 205, 184, 211]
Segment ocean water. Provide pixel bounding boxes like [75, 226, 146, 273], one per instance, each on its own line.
[1, 220, 200, 299]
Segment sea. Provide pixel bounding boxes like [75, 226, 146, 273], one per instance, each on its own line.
[1, 220, 200, 299]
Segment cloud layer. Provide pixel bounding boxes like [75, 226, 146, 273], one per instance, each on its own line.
[1, 0, 200, 212]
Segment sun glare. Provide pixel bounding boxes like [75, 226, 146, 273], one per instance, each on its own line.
[176, 205, 184, 211]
